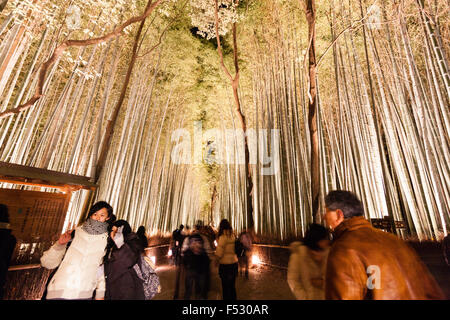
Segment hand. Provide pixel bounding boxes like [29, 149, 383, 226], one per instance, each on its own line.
[58, 229, 74, 245]
[112, 227, 124, 248]
[111, 225, 124, 239]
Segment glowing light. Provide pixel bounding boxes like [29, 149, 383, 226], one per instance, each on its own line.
[167, 249, 172, 257]
[214, 240, 218, 247]
[150, 256, 156, 265]
[252, 255, 261, 265]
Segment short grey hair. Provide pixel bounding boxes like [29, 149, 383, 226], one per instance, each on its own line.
[325, 190, 364, 218]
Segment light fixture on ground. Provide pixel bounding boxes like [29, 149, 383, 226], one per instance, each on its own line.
[252, 255, 261, 265]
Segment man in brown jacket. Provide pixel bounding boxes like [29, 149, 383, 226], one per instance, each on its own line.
[323, 190, 445, 300]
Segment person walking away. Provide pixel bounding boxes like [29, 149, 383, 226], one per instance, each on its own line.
[215, 219, 238, 300]
[182, 229, 210, 299]
[194, 220, 216, 294]
[136, 226, 149, 252]
[171, 225, 185, 266]
[443, 233, 450, 267]
[103, 220, 145, 300]
[40, 201, 114, 300]
[287, 223, 330, 300]
[197, 222, 216, 251]
[0, 204, 16, 300]
[324, 190, 445, 300]
[237, 229, 253, 279]
[172, 224, 186, 299]
[181, 221, 214, 299]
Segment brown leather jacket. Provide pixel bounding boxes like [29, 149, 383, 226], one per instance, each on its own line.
[325, 216, 445, 300]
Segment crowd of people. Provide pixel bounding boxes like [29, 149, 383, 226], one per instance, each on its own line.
[0, 189, 449, 300]
[170, 219, 253, 300]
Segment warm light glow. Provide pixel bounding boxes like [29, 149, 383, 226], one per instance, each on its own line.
[167, 249, 172, 257]
[252, 255, 261, 265]
[214, 240, 218, 247]
[151, 256, 156, 265]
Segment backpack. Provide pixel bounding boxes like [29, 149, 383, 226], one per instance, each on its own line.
[235, 238, 245, 258]
[133, 255, 161, 300]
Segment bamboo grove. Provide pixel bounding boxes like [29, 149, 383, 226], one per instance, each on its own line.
[0, 0, 448, 242]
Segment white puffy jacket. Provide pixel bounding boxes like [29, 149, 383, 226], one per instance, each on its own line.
[40, 226, 108, 300]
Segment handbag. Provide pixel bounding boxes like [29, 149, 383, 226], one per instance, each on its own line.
[133, 255, 161, 300]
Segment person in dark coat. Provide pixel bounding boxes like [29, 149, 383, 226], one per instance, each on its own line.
[171, 224, 186, 299]
[443, 233, 450, 267]
[237, 229, 253, 279]
[0, 204, 16, 300]
[103, 220, 145, 300]
[181, 222, 211, 300]
[171, 225, 185, 266]
[136, 226, 149, 251]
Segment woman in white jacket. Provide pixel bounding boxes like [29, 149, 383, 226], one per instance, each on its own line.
[287, 223, 330, 300]
[40, 201, 115, 300]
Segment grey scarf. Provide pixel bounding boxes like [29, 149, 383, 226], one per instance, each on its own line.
[81, 218, 109, 235]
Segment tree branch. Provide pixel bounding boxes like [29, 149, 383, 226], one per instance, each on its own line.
[317, 2, 377, 69]
[214, 0, 234, 83]
[0, 0, 163, 120]
[137, 0, 189, 59]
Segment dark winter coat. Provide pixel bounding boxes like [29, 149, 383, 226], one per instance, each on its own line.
[183, 249, 210, 273]
[0, 227, 16, 299]
[182, 234, 210, 273]
[443, 234, 450, 267]
[104, 233, 145, 300]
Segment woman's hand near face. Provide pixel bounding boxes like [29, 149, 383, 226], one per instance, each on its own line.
[112, 226, 124, 248]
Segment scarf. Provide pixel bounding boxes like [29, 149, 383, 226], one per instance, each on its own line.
[81, 218, 109, 235]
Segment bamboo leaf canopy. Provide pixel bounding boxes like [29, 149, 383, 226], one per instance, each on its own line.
[0, 0, 448, 242]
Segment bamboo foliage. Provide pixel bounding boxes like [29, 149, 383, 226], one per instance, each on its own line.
[320, 0, 449, 240]
[0, 0, 448, 241]
[0, 0, 199, 234]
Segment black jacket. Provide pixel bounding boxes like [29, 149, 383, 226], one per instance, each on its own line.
[0, 228, 16, 299]
[444, 234, 450, 266]
[182, 234, 210, 273]
[104, 233, 145, 300]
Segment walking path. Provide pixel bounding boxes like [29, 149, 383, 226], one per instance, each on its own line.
[153, 264, 296, 300]
[152, 254, 450, 300]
